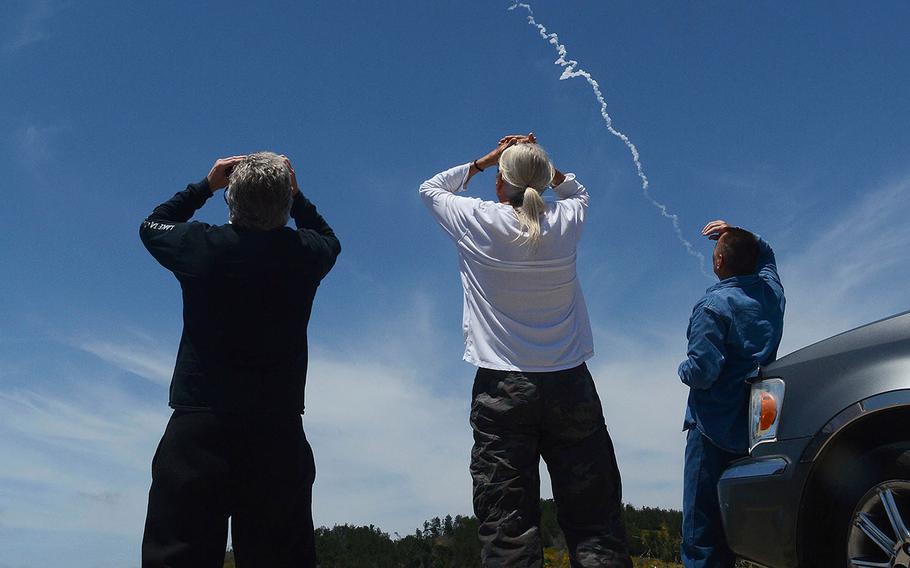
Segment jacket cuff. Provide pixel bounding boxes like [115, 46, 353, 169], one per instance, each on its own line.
[188, 177, 214, 200]
[552, 174, 579, 198]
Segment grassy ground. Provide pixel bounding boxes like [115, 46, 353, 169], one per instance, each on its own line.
[632, 558, 683, 568]
[225, 552, 756, 567]
[633, 560, 756, 568]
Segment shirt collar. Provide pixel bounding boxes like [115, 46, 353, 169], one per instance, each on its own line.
[706, 274, 761, 293]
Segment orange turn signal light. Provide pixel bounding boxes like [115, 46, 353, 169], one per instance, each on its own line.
[759, 392, 778, 432]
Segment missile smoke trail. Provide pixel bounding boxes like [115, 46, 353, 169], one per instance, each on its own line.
[508, 2, 709, 276]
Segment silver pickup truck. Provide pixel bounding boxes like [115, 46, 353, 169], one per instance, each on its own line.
[717, 311, 910, 568]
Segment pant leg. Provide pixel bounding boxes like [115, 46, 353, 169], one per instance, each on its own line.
[540, 364, 632, 568]
[681, 428, 742, 568]
[142, 411, 231, 568]
[230, 414, 317, 568]
[470, 368, 544, 568]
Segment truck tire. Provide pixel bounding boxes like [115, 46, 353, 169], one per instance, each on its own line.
[819, 445, 910, 568]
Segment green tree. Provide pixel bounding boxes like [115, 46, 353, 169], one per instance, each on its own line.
[314, 524, 400, 567]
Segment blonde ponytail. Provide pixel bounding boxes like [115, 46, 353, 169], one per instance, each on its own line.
[514, 187, 546, 248]
[499, 143, 555, 250]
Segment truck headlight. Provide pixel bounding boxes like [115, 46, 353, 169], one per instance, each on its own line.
[749, 378, 785, 451]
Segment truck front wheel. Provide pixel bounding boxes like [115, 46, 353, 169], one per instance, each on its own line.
[846, 479, 910, 568]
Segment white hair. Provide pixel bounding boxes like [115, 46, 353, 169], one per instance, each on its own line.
[225, 152, 293, 230]
[498, 143, 555, 249]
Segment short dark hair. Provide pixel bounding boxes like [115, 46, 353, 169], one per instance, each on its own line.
[718, 228, 760, 275]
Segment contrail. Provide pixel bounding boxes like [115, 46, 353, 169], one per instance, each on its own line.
[508, 2, 709, 277]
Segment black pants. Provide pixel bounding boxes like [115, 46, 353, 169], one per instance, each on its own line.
[470, 364, 632, 568]
[141, 410, 317, 568]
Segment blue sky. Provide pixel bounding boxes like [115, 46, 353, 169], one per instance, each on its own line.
[2, 1, 909, 566]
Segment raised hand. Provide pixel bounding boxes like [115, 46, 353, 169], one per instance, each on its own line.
[206, 155, 246, 192]
[702, 220, 732, 241]
[281, 155, 300, 196]
[498, 132, 537, 146]
[476, 132, 536, 171]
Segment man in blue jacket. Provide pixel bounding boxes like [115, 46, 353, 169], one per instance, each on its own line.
[679, 219, 785, 568]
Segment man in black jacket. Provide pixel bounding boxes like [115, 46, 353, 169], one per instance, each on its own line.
[139, 153, 340, 567]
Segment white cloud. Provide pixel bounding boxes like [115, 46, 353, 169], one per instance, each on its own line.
[3, 0, 56, 55]
[77, 339, 173, 385]
[0, 349, 472, 543]
[0, 389, 166, 471]
[590, 352, 688, 509]
[779, 174, 910, 354]
[0, 385, 168, 537]
[305, 356, 474, 534]
[0, 300, 475, 546]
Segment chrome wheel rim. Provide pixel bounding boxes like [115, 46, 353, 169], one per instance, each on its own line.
[848, 480, 910, 568]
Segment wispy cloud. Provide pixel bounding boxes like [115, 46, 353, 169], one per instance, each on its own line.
[0, 389, 165, 467]
[0, 384, 168, 536]
[0, 301, 471, 543]
[14, 124, 60, 170]
[77, 490, 124, 506]
[3, 0, 56, 55]
[77, 339, 173, 385]
[779, 173, 910, 353]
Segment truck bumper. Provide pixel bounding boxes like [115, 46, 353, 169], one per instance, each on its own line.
[718, 456, 809, 568]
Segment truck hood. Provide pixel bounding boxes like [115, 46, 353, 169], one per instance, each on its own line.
[762, 311, 910, 440]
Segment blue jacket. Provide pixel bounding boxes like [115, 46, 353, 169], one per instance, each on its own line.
[679, 237, 785, 453]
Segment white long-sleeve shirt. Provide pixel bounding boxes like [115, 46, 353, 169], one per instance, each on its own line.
[419, 162, 594, 372]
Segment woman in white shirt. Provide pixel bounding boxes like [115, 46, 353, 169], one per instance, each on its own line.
[420, 134, 631, 567]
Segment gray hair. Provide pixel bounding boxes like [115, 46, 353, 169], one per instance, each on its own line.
[225, 152, 293, 230]
[499, 143, 555, 249]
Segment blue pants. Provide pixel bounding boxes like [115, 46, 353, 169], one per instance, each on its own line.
[681, 428, 745, 568]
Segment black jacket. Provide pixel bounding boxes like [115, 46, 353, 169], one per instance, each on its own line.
[139, 178, 340, 413]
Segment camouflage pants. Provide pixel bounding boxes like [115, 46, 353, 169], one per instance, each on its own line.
[470, 364, 632, 568]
